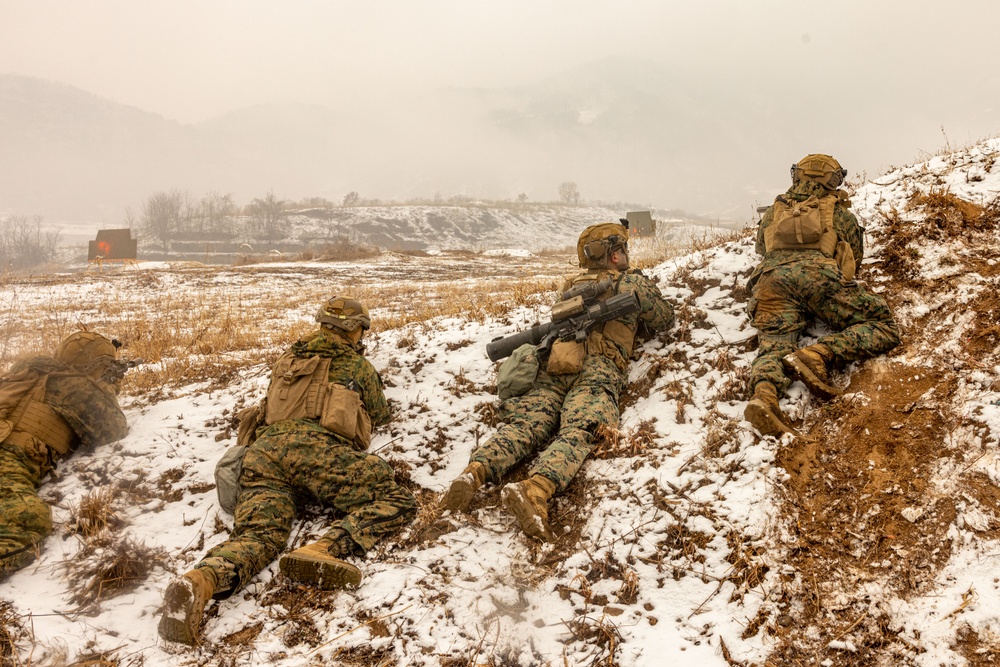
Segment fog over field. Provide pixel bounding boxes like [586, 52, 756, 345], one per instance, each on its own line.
[2, 1, 999, 227]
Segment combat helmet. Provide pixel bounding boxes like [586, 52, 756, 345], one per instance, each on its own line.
[791, 154, 847, 190]
[55, 331, 119, 377]
[577, 222, 629, 269]
[316, 296, 371, 333]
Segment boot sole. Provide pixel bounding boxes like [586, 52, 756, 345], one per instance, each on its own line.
[158, 579, 200, 645]
[744, 399, 797, 437]
[500, 485, 555, 542]
[279, 553, 362, 590]
[441, 476, 476, 512]
[782, 355, 842, 400]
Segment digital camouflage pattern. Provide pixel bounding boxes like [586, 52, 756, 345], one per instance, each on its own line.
[471, 269, 673, 492]
[748, 180, 900, 393]
[0, 356, 128, 578]
[191, 329, 413, 597]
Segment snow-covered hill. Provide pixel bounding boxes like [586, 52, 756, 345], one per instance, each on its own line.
[3, 138, 1000, 666]
[277, 204, 718, 253]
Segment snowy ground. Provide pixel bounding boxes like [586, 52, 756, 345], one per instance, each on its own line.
[2, 139, 1000, 666]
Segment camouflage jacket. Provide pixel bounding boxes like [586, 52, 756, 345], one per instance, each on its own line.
[749, 180, 865, 287]
[1, 356, 128, 451]
[265, 329, 390, 435]
[618, 269, 675, 344]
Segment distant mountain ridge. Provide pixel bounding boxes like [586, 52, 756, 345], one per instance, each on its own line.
[0, 58, 964, 225]
[0, 65, 759, 224]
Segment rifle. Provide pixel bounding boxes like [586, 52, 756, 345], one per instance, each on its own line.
[486, 278, 640, 361]
[103, 357, 144, 385]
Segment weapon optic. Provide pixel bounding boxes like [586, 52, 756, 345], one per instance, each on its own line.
[486, 290, 639, 362]
[103, 357, 144, 385]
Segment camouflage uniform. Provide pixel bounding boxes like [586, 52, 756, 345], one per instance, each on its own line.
[192, 330, 415, 598]
[0, 356, 128, 577]
[471, 269, 674, 492]
[747, 180, 900, 393]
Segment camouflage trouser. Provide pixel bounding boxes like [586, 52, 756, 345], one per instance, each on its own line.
[471, 355, 623, 493]
[749, 260, 900, 394]
[196, 422, 416, 597]
[0, 440, 54, 579]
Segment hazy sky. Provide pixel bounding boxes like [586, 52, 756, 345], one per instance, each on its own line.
[3, 1, 998, 126]
[3, 1, 1000, 220]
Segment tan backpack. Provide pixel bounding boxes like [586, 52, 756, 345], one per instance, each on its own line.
[0, 369, 75, 454]
[265, 353, 372, 450]
[764, 194, 837, 254]
[763, 193, 857, 280]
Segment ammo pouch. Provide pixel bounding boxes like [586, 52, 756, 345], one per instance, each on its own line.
[834, 240, 856, 281]
[321, 383, 372, 450]
[587, 330, 629, 373]
[547, 339, 586, 375]
[235, 401, 266, 447]
[497, 343, 539, 400]
[265, 354, 372, 450]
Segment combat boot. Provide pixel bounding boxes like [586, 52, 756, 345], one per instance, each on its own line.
[744, 381, 797, 437]
[501, 474, 557, 542]
[279, 537, 362, 590]
[783, 343, 840, 400]
[441, 461, 487, 512]
[158, 567, 219, 645]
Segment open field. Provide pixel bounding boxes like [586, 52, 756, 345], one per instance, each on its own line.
[4, 141, 1000, 667]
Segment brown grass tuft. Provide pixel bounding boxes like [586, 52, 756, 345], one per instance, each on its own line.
[591, 420, 658, 460]
[64, 648, 140, 667]
[906, 188, 999, 235]
[0, 601, 27, 667]
[67, 487, 124, 538]
[64, 534, 166, 609]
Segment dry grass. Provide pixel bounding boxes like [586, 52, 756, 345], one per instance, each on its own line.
[1, 222, 725, 396]
[0, 601, 27, 667]
[63, 534, 166, 610]
[591, 419, 658, 460]
[64, 649, 141, 667]
[67, 487, 124, 538]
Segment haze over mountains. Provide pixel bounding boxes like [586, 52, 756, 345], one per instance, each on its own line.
[1, 57, 993, 226]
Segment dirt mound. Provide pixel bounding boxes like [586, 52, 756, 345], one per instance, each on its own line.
[765, 146, 1000, 665]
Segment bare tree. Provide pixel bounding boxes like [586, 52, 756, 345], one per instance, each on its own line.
[194, 191, 236, 235]
[558, 182, 582, 205]
[300, 196, 334, 209]
[247, 190, 287, 241]
[123, 207, 137, 230]
[517, 193, 529, 205]
[0, 214, 61, 270]
[140, 190, 185, 251]
[342, 191, 361, 207]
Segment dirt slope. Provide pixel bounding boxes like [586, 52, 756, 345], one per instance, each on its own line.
[760, 140, 1000, 666]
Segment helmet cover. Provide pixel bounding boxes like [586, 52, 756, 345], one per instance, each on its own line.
[54, 331, 118, 375]
[315, 296, 371, 332]
[791, 153, 846, 189]
[577, 223, 629, 268]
